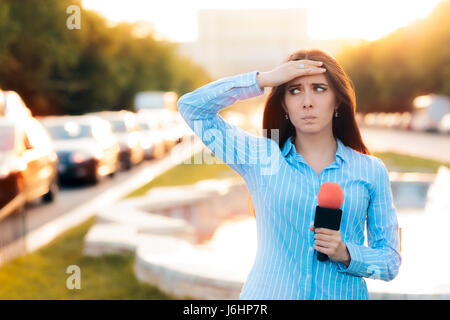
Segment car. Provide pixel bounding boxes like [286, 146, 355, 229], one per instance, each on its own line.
[140, 109, 185, 152]
[136, 113, 166, 160]
[170, 111, 193, 143]
[40, 115, 120, 184]
[411, 94, 450, 132]
[87, 111, 144, 170]
[438, 113, 450, 134]
[0, 117, 59, 220]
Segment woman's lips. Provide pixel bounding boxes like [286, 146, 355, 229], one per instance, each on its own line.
[301, 116, 317, 120]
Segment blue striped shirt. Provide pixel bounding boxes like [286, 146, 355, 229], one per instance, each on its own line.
[177, 71, 401, 300]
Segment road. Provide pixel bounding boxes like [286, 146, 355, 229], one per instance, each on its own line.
[24, 162, 147, 233]
[23, 138, 202, 233]
[360, 127, 450, 163]
[0, 138, 202, 265]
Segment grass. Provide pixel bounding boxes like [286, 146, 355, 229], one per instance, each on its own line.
[0, 217, 184, 299]
[124, 152, 241, 198]
[374, 151, 450, 173]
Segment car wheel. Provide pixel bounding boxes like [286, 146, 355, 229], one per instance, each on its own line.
[108, 166, 116, 179]
[155, 145, 165, 159]
[85, 161, 101, 185]
[124, 159, 132, 170]
[90, 167, 101, 184]
[14, 175, 26, 215]
[43, 177, 59, 203]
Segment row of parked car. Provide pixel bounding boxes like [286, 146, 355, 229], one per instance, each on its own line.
[359, 111, 450, 134]
[0, 88, 193, 221]
[358, 94, 450, 134]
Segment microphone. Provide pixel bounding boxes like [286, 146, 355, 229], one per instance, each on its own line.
[313, 182, 343, 262]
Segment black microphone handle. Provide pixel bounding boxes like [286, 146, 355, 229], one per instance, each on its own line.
[313, 205, 343, 262]
[317, 251, 329, 261]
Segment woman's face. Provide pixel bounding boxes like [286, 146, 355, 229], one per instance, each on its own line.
[283, 73, 337, 135]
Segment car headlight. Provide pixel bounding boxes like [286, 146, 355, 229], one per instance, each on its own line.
[69, 148, 105, 163]
[70, 151, 95, 163]
[127, 132, 139, 148]
[141, 137, 153, 149]
[0, 157, 27, 178]
[0, 164, 10, 179]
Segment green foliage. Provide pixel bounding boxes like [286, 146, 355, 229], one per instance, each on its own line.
[0, 0, 211, 116]
[0, 217, 182, 299]
[373, 151, 450, 173]
[337, 1, 450, 113]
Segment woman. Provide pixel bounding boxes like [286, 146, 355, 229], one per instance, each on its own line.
[177, 49, 401, 300]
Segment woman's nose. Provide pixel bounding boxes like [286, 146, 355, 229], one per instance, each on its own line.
[302, 92, 313, 108]
[301, 90, 314, 108]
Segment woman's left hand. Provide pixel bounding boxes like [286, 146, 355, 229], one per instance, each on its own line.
[309, 227, 351, 266]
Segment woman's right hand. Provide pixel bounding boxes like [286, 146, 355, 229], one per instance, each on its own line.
[257, 59, 326, 89]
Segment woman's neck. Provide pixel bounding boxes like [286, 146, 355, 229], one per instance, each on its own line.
[293, 132, 337, 160]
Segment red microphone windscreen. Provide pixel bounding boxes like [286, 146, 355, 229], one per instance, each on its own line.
[317, 182, 343, 209]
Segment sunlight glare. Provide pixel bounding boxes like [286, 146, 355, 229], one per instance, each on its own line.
[82, 0, 443, 42]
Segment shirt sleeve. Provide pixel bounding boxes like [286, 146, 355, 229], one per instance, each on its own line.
[177, 71, 274, 178]
[336, 158, 402, 281]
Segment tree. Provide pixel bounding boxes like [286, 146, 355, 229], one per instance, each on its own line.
[0, 0, 211, 115]
[337, 1, 450, 113]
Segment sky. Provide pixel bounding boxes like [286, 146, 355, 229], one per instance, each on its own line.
[82, 0, 443, 42]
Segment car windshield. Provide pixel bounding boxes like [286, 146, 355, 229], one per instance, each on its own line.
[139, 122, 149, 130]
[45, 123, 92, 140]
[0, 126, 14, 151]
[109, 120, 127, 133]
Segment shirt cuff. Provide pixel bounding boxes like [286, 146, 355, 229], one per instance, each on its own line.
[234, 70, 264, 99]
[335, 242, 364, 275]
[255, 71, 265, 94]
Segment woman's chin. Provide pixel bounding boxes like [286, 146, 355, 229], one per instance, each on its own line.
[297, 126, 321, 134]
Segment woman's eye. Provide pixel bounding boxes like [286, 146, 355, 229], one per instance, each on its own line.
[316, 86, 326, 92]
[289, 87, 326, 94]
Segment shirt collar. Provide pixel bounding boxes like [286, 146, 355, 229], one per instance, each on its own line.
[281, 135, 348, 164]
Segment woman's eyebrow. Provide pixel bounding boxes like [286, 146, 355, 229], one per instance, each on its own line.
[287, 83, 328, 88]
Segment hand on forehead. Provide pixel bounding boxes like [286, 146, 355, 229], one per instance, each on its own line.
[286, 73, 329, 87]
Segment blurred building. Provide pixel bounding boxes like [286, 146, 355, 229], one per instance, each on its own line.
[178, 8, 361, 78]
